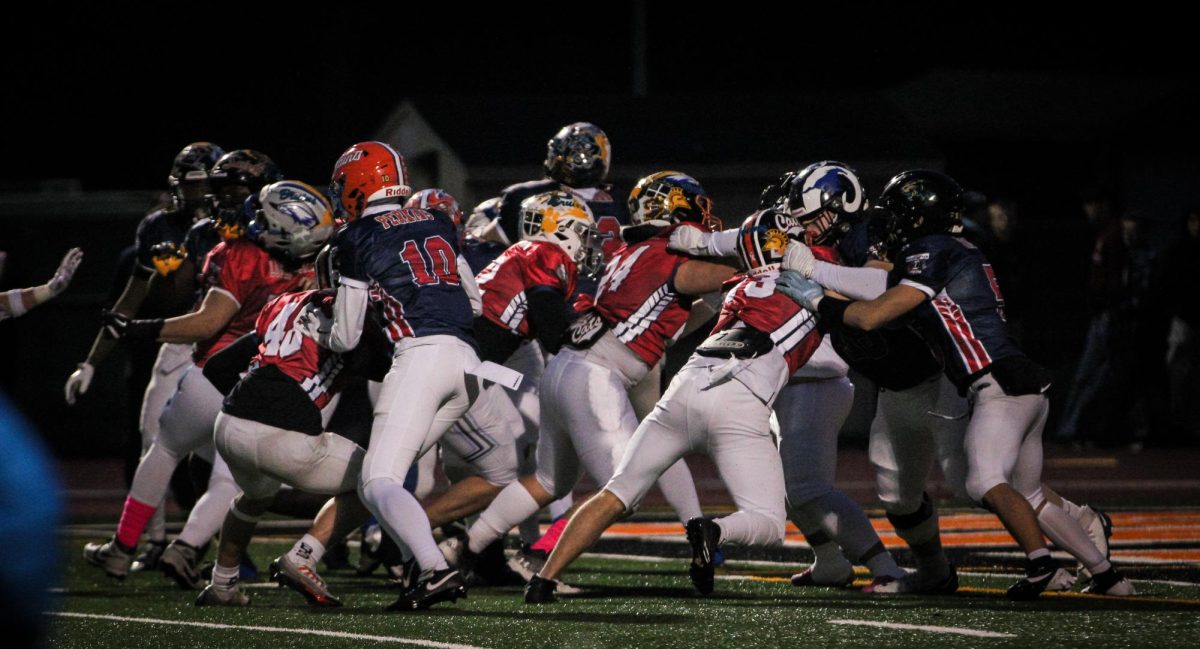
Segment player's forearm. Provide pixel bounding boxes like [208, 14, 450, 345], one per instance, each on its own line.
[84, 276, 150, 365]
[679, 293, 720, 339]
[458, 256, 482, 317]
[674, 259, 738, 296]
[325, 281, 370, 352]
[810, 261, 889, 301]
[157, 310, 228, 343]
[155, 290, 238, 343]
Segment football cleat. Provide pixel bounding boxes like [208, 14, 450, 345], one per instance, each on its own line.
[472, 539, 525, 587]
[160, 540, 206, 591]
[1077, 505, 1114, 579]
[685, 517, 721, 596]
[270, 554, 342, 607]
[130, 539, 168, 573]
[387, 557, 420, 590]
[864, 566, 959, 595]
[194, 585, 250, 607]
[1084, 567, 1136, 597]
[83, 537, 135, 580]
[790, 565, 855, 588]
[1007, 557, 1076, 601]
[437, 535, 479, 581]
[385, 568, 467, 612]
[524, 575, 560, 604]
[507, 545, 549, 583]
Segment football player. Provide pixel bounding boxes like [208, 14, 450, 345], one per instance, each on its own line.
[317, 141, 490, 611]
[777, 170, 1134, 598]
[526, 209, 825, 602]
[485, 123, 626, 268]
[448, 172, 729, 587]
[195, 227, 390, 607]
[65, 142, 223, 570]
[82, 167, 326, 589]
[670, 163, 909, 589]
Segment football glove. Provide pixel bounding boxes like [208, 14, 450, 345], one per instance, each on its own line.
[781, 240, 817, 277]
[65, 362, 94, 405]
[777, 270, 825, 311]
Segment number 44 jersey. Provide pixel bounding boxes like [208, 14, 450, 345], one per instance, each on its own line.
[334, 206, 477, 349]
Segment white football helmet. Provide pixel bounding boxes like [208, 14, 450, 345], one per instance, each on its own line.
[249, 180, 335, 262]
[519, 191, 598, 268]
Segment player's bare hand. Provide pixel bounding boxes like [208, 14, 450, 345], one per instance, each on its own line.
[65, 362, 94, 405]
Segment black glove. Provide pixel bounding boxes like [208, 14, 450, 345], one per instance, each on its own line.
[101, 310, 164, 341]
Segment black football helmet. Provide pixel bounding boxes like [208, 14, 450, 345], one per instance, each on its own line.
[207, 150, 283, 240]
[544, 122, 611, 188]
[877, 170, 964, 246]
[627, 171, 720, 231]
[778, 161, 867, 246]
[168, 141, 224, 215]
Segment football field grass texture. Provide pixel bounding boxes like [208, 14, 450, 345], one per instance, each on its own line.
[50, 533, 1200, 649]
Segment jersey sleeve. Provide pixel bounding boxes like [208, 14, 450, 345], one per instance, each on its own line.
[132, 215, 156, 279]
[203, 242, 249, 307]
[893, 239, 954, 298]
[333, 223, 369, 288]
[524, 243, 576, 294]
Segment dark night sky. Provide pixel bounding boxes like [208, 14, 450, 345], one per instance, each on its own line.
[2, 4, 1195, 191]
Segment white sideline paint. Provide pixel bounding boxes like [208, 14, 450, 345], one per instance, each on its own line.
[47, 612, 489, 649]
[584, 552, 1200, 589]
[828, 619, 1016, 639]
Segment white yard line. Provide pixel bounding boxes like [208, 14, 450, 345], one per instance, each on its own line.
[47, 612, 489, 649]
[828, 619, 1015, 639]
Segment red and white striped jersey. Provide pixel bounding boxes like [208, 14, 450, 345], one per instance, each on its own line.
[194, 238, 312, 366]
[581, 225, 694, 366]
[712, 270, 823, 377]
[251, 290, 345, 410]
[476, 240, 577, 337]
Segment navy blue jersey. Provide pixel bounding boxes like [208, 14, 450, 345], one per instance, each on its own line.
[461, 235, 507, 275]
[184, 218, 222, 272]
[335, 206, 476, 349]
[836, 213, 873, 268]
[132, 208, 193, 279]
[888, 234, 1021, 389]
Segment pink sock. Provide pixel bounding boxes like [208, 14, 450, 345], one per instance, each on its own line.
[116, 496, 157, 548]
[530, 517, 569, 553]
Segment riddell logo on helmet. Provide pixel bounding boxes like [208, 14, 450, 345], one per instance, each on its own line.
[384, 186, 411, 198]
[334, 149, 365, 170]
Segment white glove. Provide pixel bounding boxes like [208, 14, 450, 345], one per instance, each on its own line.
[296, 302, 333, 345]
[65, 362, 94, 405]
[48, 247, 84, 296]
[781, 241, 816, 277]
[668, 226, 713, 256]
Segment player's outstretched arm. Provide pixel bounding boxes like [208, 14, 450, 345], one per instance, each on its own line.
[673, 259, 738, 296]
[6, 247, 84, 320]
[668, 226, 739, 258]
[821, 284, 927, 332]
